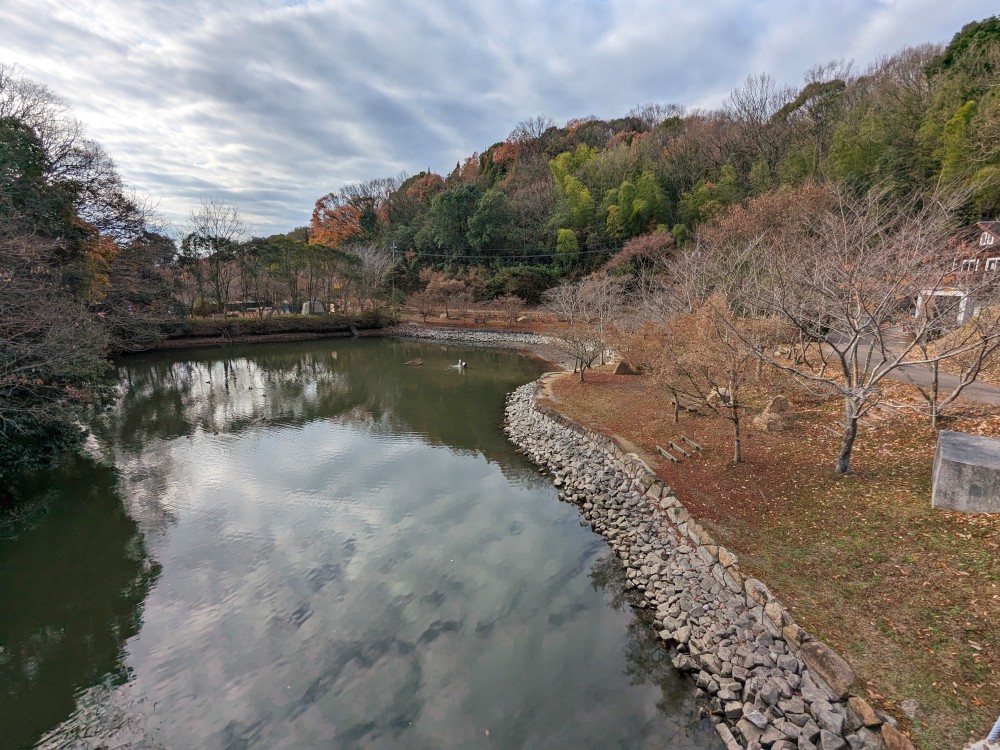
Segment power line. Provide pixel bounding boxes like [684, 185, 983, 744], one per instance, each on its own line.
[397, 246, 622, 261]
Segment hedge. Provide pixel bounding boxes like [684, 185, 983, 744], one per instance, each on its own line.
[163, 310, 393, 339]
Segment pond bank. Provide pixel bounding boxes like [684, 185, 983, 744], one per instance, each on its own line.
[123, 313, 388, 353]
[387, 322, 574, 370]
[504, 377, 912, 750]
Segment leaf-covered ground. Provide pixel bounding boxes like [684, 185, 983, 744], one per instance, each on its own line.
[545, 370, 1000, 750]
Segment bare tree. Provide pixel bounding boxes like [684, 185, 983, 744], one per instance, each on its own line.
[907, 303, 1000, 427]
[628, 102, 685, 130]
[0, 229, 108, 475]
[352, 243, 394, 310]
[543, 278, 622, 381]
[645, 298, 761, 463]
[492, 294, 526, 326]
[510, 115, 555, 144]
[719, 184, 999, 473]
[724, 72, 794, 174]
[579, 274, 626, 364]
[409, 289, 437, 322]
[183, 199, 248, 315]
[420, 270, 467, 319]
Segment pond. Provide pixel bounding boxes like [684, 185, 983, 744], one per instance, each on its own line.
[0, 337, 722, 749]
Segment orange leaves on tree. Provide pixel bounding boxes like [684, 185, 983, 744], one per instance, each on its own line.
[404, 173, 445, 204]
[309, 199, 362, 248]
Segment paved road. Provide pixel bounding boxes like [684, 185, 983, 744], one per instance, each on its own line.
[888, 363, 1000, 407]
[825, 328, 1000, 407]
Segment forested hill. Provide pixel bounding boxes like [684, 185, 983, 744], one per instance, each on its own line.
[309, 16, 1000, 290]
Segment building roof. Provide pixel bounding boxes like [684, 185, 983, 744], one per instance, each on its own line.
[978, 221, 1000, 237]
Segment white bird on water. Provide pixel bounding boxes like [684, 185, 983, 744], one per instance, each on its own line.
[452, 359, 467, 369]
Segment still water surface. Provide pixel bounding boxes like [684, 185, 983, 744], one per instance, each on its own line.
[0, 338, 721, 749]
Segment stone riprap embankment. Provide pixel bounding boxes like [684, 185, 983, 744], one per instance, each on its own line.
[388, 322, 554, 347]
[505, 379, 912, 750]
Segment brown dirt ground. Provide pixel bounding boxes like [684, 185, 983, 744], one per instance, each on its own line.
[543, 368, 1000, 750]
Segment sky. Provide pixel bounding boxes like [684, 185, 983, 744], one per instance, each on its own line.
[0, 1, 996, 237]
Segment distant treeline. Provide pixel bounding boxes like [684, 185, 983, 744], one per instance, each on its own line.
[305, 16, 1000, 295]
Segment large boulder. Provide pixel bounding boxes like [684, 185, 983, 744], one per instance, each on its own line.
[753, 395, 792, 432]
[800, 641, 856, 700]
[880, 724, 917, 750]
[754, 410, 789, 432]
[766, 395, 791, 413]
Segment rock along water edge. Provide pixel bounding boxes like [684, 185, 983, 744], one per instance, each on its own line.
[503, 377, 915, 750]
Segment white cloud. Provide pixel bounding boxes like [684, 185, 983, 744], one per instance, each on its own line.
[0, 0, 994, 234]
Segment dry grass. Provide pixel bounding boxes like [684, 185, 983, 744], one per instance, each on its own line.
[544, 368, 1000, 750]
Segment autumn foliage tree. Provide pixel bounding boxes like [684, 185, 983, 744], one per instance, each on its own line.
[641, 297, 764, 463]
[310, 202, 363, 248]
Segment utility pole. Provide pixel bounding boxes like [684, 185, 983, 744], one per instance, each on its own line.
[390, 240, 397, 302]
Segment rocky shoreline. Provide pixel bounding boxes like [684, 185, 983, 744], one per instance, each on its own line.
[388, 322, 577, 370]
[504, 378, 913, 750]
[387, 321, 555, 347]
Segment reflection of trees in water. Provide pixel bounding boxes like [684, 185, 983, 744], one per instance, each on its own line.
[0, 456, 160, 750]
[99, 339, 547, 482]
[589, 554, 723, 749]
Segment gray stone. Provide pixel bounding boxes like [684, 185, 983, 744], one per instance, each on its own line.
[744, 706, 769, 729]
[801, 719, 821, 742]
[847, 697, 881, 729]
[820, 730, 848, 750]
[855, 727, 886, 750]
[777, 654, 799, 673]
[800, 642, 855, 699]
[719, 547, 738, 568]
[701, 654, 724, 674]
[764, 600, 785, 628]
[761, 725, 790, 746]
[745, 578, 773, 607]
[673, 654, 698, 672]
[778, 697, 806, 715]
[817, 710, 845, 736]
[737, 718, 765, 745]
[782, 622, 807, 645]
[932, 430, 1000, 513]
[759, 680, 781, 706]
[772, 675, 793, 699]
[724, 569, 745, 594]
[716, 723, 742, 750]
[725, 701, 744, 720]
[784, 712, 810, 728]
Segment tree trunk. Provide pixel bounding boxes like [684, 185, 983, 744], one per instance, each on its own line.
[731, 407, 742, 464]
[672, 397, 680, 424]
[929, 360, 939, 430]
[835, 399, 859, 474]
[579, 362, 585, 382]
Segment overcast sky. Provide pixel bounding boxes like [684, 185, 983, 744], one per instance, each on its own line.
[0, 1, 995, 236]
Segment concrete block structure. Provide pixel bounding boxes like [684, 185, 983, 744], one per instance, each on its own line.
[932, 430, 1000, 513]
